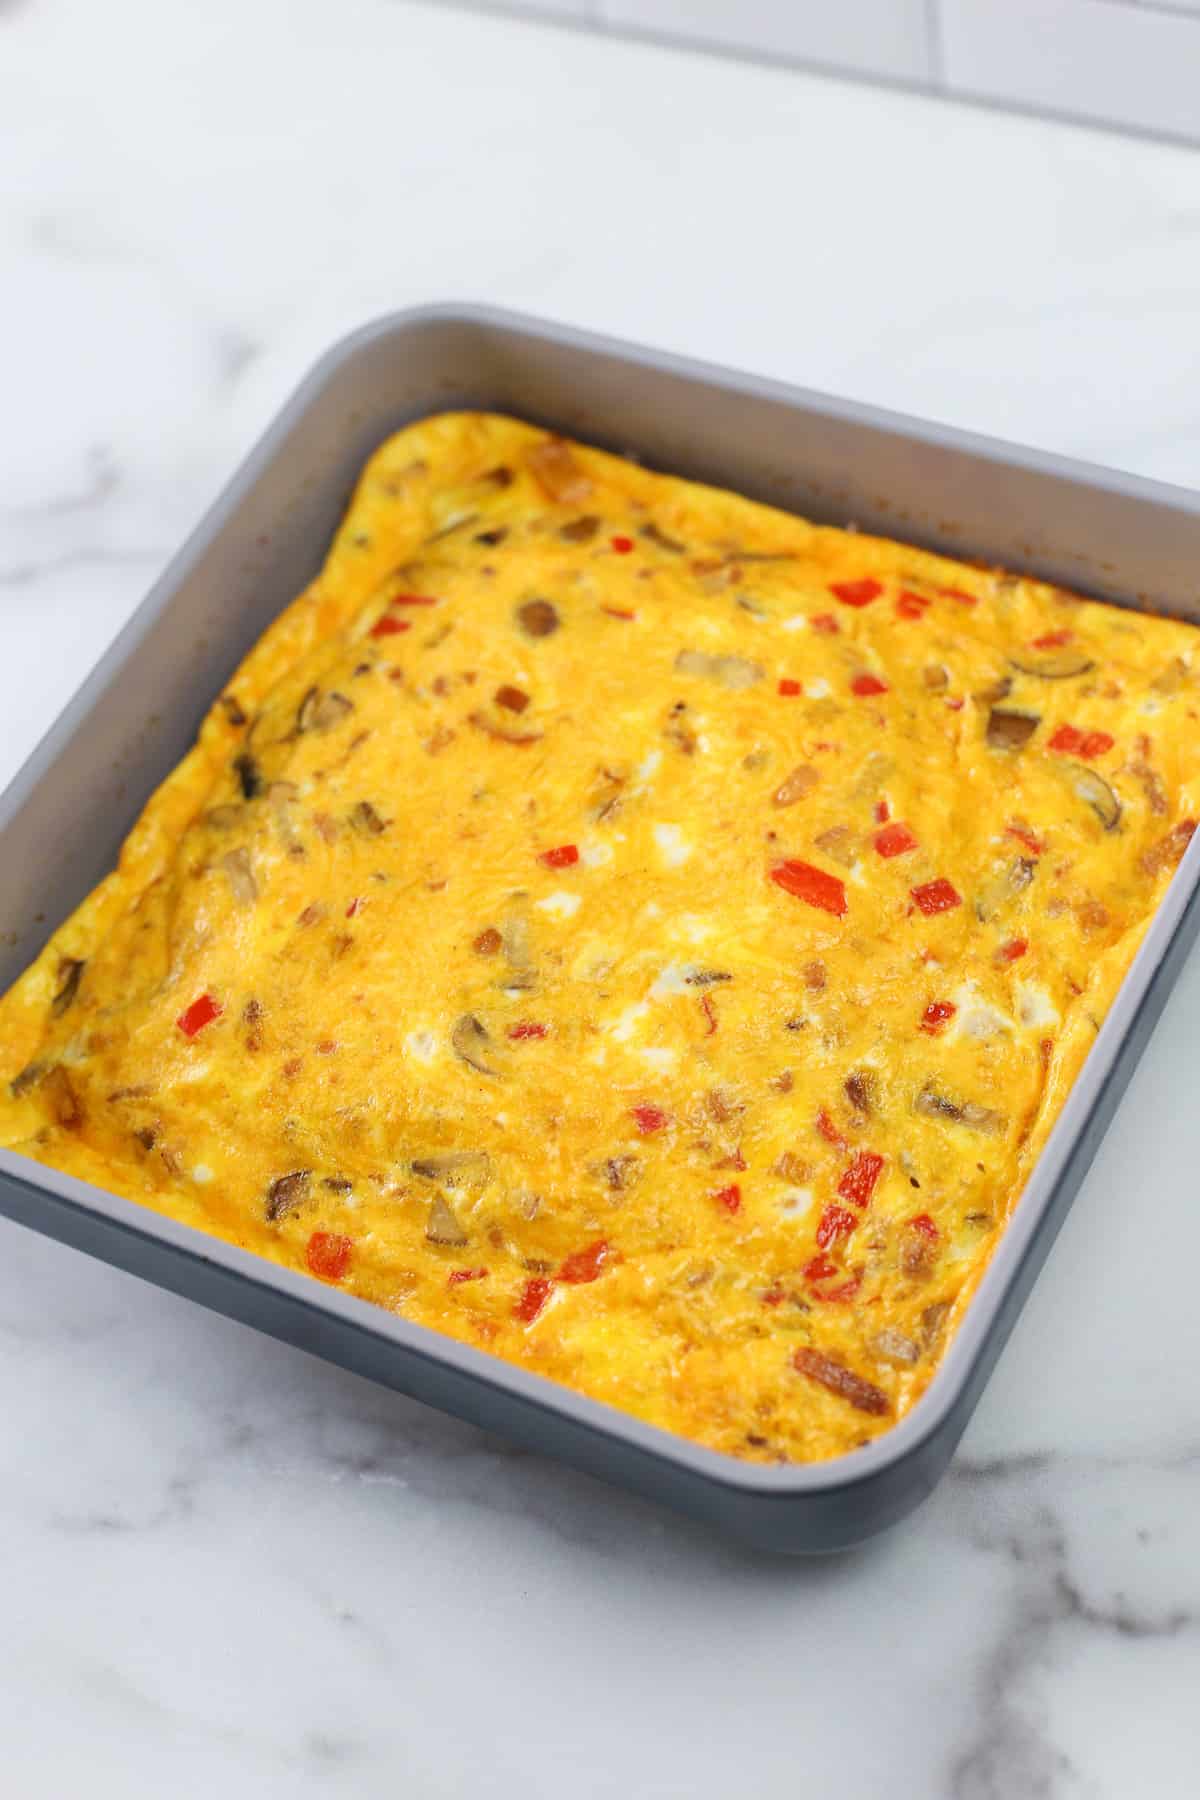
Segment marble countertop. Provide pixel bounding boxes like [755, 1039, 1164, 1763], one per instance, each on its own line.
[2, 2, 1199, 1793]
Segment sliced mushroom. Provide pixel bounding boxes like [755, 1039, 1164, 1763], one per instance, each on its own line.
[525, 439, 592, 504]
[426, 1193, 469, 1246]
[411, 1150, 492, 1187]
[494, 684, 530, 714]
[683, 969, 732, 986]
[10, 1061, 45, 1098]
[40, 1064, 83, 1130]
[1009, 649, 1096, 680]
[349, 800, 387, 836]
[673, 649, 764, 690]
[915, 1084, 1005, 1135]
[475, 526, 508, 547]
[1068, 766, 1122, 832]
[516, 598, 560, 638]
[986, 708, 1040, 750]
[559, 515, 599, 543]
[469, 710, 543, 746]
[975, 856, 1037, 922]
[50, 958, 85, 1019]
[642, 522, 686, 553]
[233, 753, 262, 800]
[266, 1170, 311, 1220]
[772, 764, 819, 807]
[871, 1327, 920, 1366]
[297, 686, 320, 732]
[844, 1070, 875, 1115]
[451, 1013, 501, 1077]
[313, 692, 354, 732]
[221, 848, 258, 905]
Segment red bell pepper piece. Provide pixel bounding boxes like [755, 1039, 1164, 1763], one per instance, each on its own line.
[838, 1150, 884, 1207]
[770, 860, 847, 916]
[177, 993, 222, 1037]
[911, 878, 962, 915]
[875, 821, 917, 858]
[830, 578, 883, 608]
[306, 1232, 353, 1282]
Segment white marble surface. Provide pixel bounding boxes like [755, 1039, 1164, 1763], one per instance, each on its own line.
[1, 3, 1199, 1793]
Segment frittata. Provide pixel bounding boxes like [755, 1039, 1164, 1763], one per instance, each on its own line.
[2, 412, 1197, 1464]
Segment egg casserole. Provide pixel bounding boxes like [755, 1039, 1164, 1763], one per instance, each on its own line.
[2, 412, 1198, 1465]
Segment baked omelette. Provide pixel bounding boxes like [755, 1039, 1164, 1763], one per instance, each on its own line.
[2, 412, 1197, 1465]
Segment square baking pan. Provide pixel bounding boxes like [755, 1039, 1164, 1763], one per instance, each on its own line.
[3, 305, 1199, 1553]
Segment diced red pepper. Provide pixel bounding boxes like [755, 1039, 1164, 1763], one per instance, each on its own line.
[177, 993, 222, 1038]
[814, 1273, 862, 1303]
[447, 1266, 490, 1287]
[700, 993, 718, 1035]
[370, 615, 411, 637]
[390, 593, 439, 606]
[945, 697, 964, 712]
[778, 678, 802, 696]
[1032, 629, 1072, 649]
[539, 843, 579, 868]
[811, 613, 840, 635]
[896, 591, 930, 620]
[602, 606, 636, 620]
[911, 878, 962, 916]
[631, 1103, 669, 1134]
[874, 800, 890, 823]
[996, 938, 1028, 964]
[815, 1202, 858, 1248]
[908, 1213, 939, 1243]
[803, 1254, 838, 1284]
[921, 1000, 957, 1035]
[831, 578, 883, 608]
[761, 1283, 786, 1306]
[306, 1232, 353, 1282]
[345, 897, 364, 918]
[939, 586, 977, 607]
[508, 1022, 548, 1040]
[1048, 724, 1114, 759]
[559, 1239, 611, 1284]
[851, 673, 889, 697]
[515, 1277, 554, 1323]
[817, 1108, 848, 1148]
[611, 535, 634, 554]
[770, 860, 847, 917]
[713, 1183, 742, 1214]
[875, 821, 918, 858]
[838, 1150, 884, 1208]
[1006, 824, 1044, 855]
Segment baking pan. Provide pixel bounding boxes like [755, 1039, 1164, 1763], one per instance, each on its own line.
[3, 305, 1200, 1553]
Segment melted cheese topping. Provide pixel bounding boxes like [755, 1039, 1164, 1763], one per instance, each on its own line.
[2, 412, 1198, 1464]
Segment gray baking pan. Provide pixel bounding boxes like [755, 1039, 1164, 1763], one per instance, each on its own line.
[3, 305, 1199, 1553]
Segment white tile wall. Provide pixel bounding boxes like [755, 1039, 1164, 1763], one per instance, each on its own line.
[597, 0, 933, 83]
[426, 0, 1200, 146]
[940, 0, 1200, 142]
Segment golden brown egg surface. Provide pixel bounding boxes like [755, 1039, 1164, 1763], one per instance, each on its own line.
[2, 413, 1198, 1463]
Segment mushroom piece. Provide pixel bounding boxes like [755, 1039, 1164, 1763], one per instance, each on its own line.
[975, 856, 1037, 922]
[525, 439, 593, 504]
[642, 522, 686, 553]
[772, 764, 819, 807]
[266, 1170, 311, 1220]
[426, 1193, 469, 1247]
[451, 1013, 501, 1077]
[871, 1327, 920, 1366]
[349, 800, 387, 836]
[411, 1151, 492, 1188]
[1008, 649, 1096, 679]
[914, 1084, 1005, 1135]
[41, 1064, 83, 1130]
[1072, 766, 1121, 832]
[986, 708, 1040, 750]
[233, 753, 262, 800]
[673, 649, 764, 690]
[221, 848, 258, 905]
[50, 958, 85, 1019]
[515, 598, 560, 638]
[559, 515, 600, 543]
